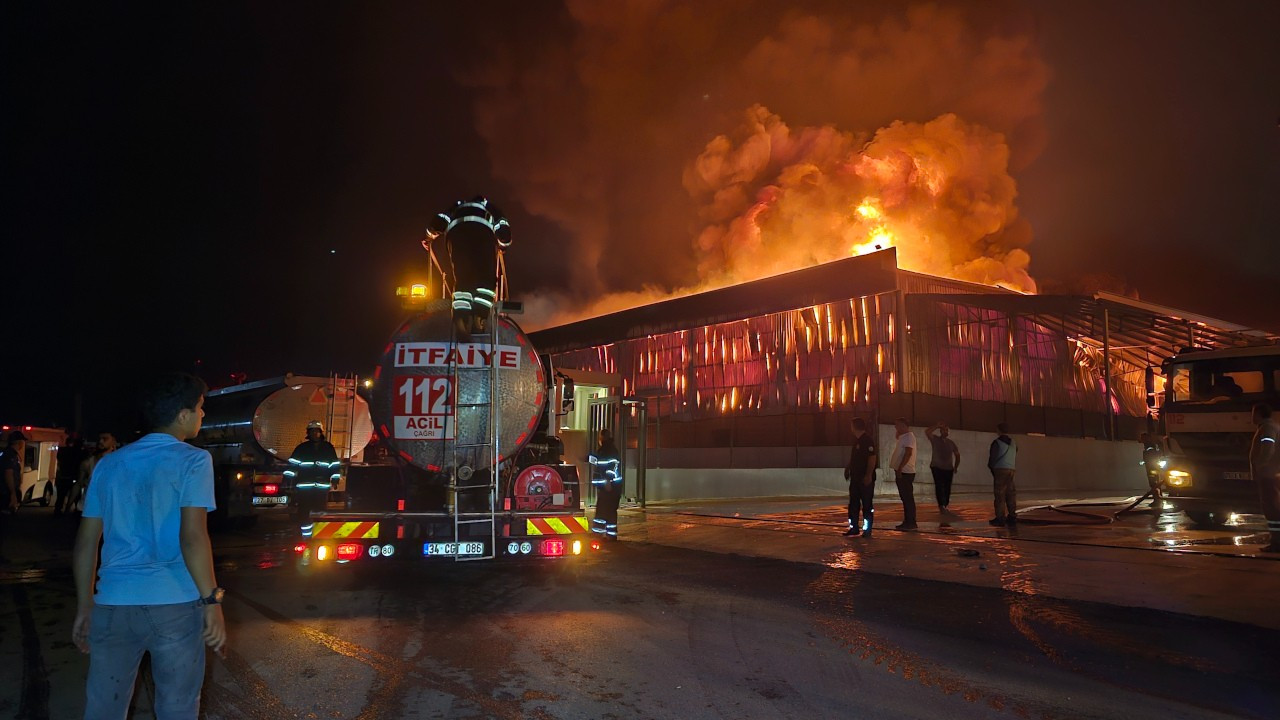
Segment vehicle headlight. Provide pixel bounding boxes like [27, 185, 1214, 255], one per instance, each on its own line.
[1166, 470, 1192, 488]
[1156, 459, 1168, 469]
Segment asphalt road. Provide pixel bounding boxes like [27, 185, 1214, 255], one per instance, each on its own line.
[1, 508, 1277, 719]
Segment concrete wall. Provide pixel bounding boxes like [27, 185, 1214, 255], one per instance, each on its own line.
[624, 425, 1146, 503]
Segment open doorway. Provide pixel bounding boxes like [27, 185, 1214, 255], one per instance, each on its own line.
[553, 368, 616, 507]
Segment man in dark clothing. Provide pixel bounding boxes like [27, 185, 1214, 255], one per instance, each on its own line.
[844, 418, 878, 537]
[1140, 432, 1165, 509]
[287, 421, 340, 525]
[926, 422, 961, 513]
[1249, 404, 1280, 553]
[54, 433, 85, 515]
[589, 429, 622, 539]
[0, 432, 25, 561]
[988, 423, 1018, 527]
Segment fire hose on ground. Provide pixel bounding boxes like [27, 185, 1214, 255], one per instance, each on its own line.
[1015, 490, 1161, 525]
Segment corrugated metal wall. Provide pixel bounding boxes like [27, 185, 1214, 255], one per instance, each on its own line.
[904, 296, 1146, 416]
[552, 292, 901, 421]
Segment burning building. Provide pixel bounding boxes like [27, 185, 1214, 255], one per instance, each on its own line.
[530, 248, 1271, 502]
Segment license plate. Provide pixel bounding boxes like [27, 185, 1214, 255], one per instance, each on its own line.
[423, 542, 485, 557]
[1222, 471, 1250, 481]
[252, 496, 289, 505]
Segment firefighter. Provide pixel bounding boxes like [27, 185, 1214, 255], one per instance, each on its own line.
[844, 417, 877, 537]
[1249, 403, 1280, 553]
[426, 195, 511, 342]
[286, 420, 340, 527]
[1140, 432, 1165, 509]
[589, 429, 622, 540]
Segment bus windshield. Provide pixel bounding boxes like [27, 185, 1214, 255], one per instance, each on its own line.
[1166, 355, 1280, 405]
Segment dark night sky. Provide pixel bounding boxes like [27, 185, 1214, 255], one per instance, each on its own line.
[3, 1, 1278, 434]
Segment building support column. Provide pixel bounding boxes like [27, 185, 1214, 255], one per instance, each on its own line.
[1102, 307, 1115, 440]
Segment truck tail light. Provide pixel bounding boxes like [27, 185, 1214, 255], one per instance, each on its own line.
[294, 543, 307, 554]
[336, 543, 361, 561]
[316, 545, 332, 561]
[262, 484, 279, 495]
[541, 538, 566, 557]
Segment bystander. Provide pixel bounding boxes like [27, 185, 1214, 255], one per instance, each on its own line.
[890, 418, 918, 530]
[987, 423, 1018, 527]
[926, 422, 961, 513]
[72, 372, 226, 718]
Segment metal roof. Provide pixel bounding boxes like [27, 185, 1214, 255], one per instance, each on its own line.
[531, 251, 1277, 364]
[531, 249, 900, 354]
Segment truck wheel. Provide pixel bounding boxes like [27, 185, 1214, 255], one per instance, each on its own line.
[1185, 510, 1222, 528]
[40, 484, 53, 507]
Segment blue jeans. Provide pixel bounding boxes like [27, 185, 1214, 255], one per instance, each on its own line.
[86, 602, 205, 720]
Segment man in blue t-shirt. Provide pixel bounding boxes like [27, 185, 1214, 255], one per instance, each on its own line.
[72, 372, 227, 719]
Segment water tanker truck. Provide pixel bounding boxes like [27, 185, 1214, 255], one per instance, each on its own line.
[295, 299, 599, 566]
[193, 374, 374, 523]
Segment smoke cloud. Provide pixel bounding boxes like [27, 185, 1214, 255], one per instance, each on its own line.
[459, 1, 1050, 327]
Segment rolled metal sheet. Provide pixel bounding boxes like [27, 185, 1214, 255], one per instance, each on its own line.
[371, 299, 546, 473]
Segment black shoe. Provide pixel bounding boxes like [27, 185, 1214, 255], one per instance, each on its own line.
[843, 527, 859, 537]
[1006, 516, 1018, 526]
[453, 312, 473, 343]
[989, 518, 1006, 527]
[895, 523, 918, 531]
[861, 530, 873, 538]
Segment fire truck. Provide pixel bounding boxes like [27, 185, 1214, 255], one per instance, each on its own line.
[193, 374, 374, 524]
[1156, 344, 1280, 526]
[294, 300, 600, 567]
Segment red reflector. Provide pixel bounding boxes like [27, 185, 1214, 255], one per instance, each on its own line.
[262, 484, 279, 495]
[542, 538, 566, 557]
[397, 499, 405, 511]
[293, 544, 307, 554]
[590, 540, 602, 551]
[336, 543, 361, 560]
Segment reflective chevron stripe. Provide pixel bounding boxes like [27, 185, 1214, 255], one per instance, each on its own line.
[526, 516, 591, 535]
[311, 521, 379, 540]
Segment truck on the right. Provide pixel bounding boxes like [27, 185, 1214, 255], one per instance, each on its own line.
[1156, 344, 1280, 527]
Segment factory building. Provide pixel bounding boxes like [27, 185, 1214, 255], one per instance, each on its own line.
[530, 249, 1270, 502]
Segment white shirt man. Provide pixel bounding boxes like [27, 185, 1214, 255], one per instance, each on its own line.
[890, 418, 919, 530]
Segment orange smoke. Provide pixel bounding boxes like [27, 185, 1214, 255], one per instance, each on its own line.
[686, 107, 1035, 293]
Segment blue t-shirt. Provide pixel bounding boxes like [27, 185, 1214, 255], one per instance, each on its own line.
[82, 433, 216, 605]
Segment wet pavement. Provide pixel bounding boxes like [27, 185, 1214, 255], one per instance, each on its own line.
[0, 494, 1276, 719]
[618, 490, 1280, 630]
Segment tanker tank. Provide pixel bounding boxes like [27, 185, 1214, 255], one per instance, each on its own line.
[195, 374, 374, 468]
[369, 299, 546, 477]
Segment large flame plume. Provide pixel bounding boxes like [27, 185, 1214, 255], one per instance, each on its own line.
[686, 107, 1035, 292]
[460, 2, 1049, 328]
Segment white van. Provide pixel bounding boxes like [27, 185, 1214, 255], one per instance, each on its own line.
[1, 426, 67, 507]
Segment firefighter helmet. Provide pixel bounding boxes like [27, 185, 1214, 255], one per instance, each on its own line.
[306, 420, 324, 431]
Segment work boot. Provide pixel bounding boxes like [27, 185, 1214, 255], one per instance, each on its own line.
[842, 527, 859, 537]
[894, 523, 918, 531]
[988, 517, 1006, 527]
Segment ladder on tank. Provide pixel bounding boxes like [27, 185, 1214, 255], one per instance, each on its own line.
[447, 287, 503, 562]
[325, 373, 360, 505]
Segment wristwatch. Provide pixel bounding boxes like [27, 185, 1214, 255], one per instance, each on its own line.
[198, 587, 226, 606]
